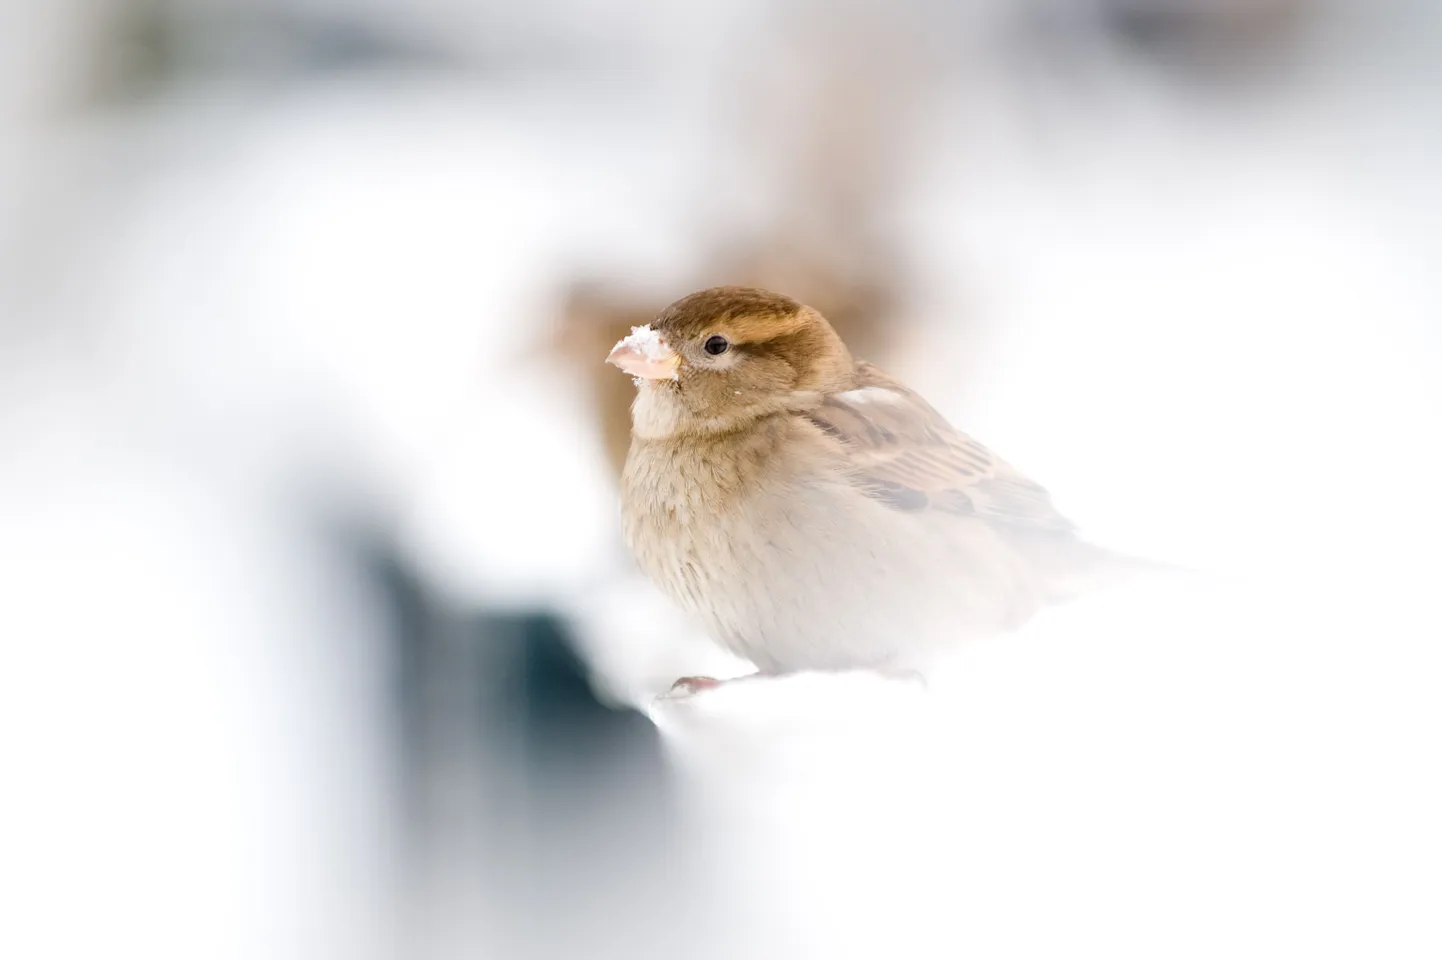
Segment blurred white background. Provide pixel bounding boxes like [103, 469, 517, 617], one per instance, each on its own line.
[1, 1, 1439, 958]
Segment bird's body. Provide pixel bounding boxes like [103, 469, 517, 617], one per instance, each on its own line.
[610, 287, 1130, 679]
[624, 386, 1047, 673]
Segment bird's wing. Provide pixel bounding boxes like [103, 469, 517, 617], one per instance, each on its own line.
[803, 362, 1075, 533]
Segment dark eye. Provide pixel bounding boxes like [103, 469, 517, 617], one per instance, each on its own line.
[703, 334, 729, 356]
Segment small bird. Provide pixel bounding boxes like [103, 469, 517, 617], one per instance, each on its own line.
[610, 286, 1143, 693]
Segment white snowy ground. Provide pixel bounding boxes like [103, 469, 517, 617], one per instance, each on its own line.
[3, 13, 1441, 960]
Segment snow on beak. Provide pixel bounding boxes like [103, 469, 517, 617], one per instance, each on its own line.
[606, 324, 681, 381]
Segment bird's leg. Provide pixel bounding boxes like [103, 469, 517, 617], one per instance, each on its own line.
[664, 671, 771, 697]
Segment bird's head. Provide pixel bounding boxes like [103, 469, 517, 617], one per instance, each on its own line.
[606, 286, 853, 438]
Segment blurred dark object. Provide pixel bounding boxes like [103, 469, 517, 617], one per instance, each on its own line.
[360, 535, 666, 825]
[495, 610, 667, 791]
[1020, 0, 1318, 77]
[354, 535, 681, 958]
[1103, 0, 1313, 61]
[78, 0, 469, 109]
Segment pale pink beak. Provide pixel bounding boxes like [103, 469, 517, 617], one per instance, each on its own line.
[606, 324, 681, 381]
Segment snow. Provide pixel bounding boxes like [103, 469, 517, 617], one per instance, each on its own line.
[652, 575, 1441, 958]
[615, 323, 672, 361]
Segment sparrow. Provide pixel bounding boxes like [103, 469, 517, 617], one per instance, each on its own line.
[609, 286, 1147, 690]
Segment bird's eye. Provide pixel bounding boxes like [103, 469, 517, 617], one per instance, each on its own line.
[703, 335, 729, 356]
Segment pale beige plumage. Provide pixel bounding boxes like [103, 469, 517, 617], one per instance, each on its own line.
[611, 287, 1134, 679]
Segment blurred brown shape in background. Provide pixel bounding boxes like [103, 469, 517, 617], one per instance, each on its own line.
[549, 3, 929, 476]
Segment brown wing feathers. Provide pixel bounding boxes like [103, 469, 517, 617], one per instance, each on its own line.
[805, 362, 1075, 533]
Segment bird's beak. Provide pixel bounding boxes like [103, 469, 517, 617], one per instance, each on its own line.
[606, 324, 681, 381]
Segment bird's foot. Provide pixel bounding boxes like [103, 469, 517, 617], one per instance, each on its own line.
[665, 675, 725, 698]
